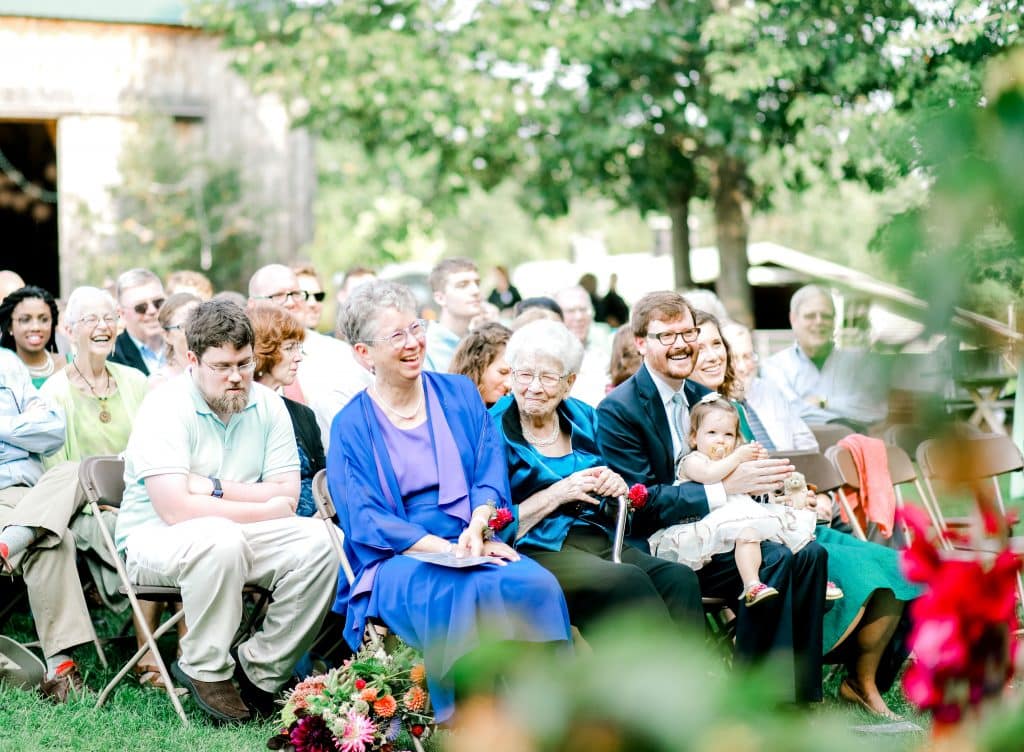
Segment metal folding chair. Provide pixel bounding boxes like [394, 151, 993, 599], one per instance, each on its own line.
[311, 469, 382, 651]
[915, 433, 1024, 608]
[79, 455, 188, 723]
[809, 423, 854, 452]
[827, 442, 916, 546]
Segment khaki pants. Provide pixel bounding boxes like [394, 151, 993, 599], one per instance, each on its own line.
[0, 461, 95, 657]
[124, 515, 338, 691]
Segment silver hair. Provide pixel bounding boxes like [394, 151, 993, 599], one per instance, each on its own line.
[505, 319, 584, 375]
[338, 280, 418, 345]
[66, 286, 116, 325]
[789, 284, 833, 316]
[115, 268, 162, 301]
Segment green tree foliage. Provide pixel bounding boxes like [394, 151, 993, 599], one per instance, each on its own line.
[78, 115, 264, 291]
[197, 0, 1017, 322]
[872, 45, 1024, 330]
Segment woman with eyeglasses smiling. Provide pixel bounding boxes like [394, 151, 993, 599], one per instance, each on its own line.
[488, 319, 704, 641]
[327, 280, 571, 724]
[249, 302, 324, 518]
[147, 292, 201, 391]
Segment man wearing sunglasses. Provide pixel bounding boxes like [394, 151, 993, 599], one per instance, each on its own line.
[248, 264, 371, 448]
[109, 268, 167, 376]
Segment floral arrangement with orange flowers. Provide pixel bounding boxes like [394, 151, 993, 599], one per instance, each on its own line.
[276, 640, 433, 752]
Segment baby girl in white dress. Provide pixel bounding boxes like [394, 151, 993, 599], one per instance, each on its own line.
[649, 394, 842, 606]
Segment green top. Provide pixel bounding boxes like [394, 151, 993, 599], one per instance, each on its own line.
[39, 361, 150, 469]
[0, 1, 188, 26]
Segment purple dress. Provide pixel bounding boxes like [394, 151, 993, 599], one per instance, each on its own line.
[328, 374, 571, 722]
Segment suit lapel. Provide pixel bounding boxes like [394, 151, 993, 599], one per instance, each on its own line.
[635, 366, 674, 473]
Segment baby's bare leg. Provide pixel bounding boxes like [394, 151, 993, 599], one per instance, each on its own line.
[734, 528, 763, 586]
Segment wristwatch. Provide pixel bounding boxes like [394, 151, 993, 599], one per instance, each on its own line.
[209, 477, 224, 499]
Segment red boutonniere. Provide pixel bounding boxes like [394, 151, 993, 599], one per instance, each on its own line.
[628, 484, 648, 511]
[488, 507, 514, 533]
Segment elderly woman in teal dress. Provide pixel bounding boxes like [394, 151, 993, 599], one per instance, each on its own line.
[327, 281, 571, 723]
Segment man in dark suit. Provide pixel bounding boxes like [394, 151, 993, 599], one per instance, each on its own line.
[108, 268, 167, 376]
[597, 290, 828, 703]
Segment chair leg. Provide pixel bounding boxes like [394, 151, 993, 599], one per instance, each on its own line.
[95, 608, 187, 724]
[834, 489, 867, 540]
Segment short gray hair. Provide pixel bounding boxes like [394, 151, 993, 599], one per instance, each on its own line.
[339, 280, 418, 345]
[789, 284, 833, 316]
[505, 319, 584, 375]
[66, 286, 116, 325]
[115, 268, 162, 301]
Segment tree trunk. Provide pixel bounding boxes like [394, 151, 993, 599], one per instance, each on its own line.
[667, 187, 693, 291]
[711, 156, 754, 326]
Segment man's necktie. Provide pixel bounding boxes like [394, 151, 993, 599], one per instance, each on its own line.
[742, 400, 776, 450]
[671, 392, 689, 461]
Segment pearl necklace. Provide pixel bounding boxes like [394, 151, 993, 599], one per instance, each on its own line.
[26, 352, 55, 379]
[371, 381, 424, 421]
[521, 418, 560, 447]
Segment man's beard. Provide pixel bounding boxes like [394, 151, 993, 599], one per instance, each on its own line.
[207, 388, 249, 415]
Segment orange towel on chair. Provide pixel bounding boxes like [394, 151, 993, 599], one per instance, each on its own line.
[837, 434, 897, 538]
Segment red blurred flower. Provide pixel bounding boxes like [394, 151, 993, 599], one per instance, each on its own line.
[489, 508, 514, 533]
[628, 484, 648, 511]
[354, 678, 366, 690]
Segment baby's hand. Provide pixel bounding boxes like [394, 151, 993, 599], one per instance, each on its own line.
[734, 443, 761, 463]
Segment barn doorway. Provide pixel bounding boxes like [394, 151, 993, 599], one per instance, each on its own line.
[0, 120, 59, 295]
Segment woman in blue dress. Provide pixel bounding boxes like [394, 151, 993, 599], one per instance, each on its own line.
[327, 280, 571, 723]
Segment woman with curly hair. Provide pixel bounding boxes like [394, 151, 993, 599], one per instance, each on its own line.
[448, 321, 512, 407]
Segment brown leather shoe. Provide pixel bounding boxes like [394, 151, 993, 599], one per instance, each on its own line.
[39, 664, 85, 703]
[171, 661, 250, 723]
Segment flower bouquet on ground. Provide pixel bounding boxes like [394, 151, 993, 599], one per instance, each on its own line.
[271, 639, 434, 752]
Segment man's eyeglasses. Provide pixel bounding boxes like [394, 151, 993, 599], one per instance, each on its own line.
[646, 327, 701, 346]
[309, 291, 326, 303]
[164, 324, 184, 332]
[512, 369, 568, 389]
[364, 319, 428, 350]
[76, 314, 119, 329]
[131, 298, 165, 315]
[200, 358, 256, 376]
[256, 290, 310, 305]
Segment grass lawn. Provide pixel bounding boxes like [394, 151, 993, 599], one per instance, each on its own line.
[0, 602, 929, 752]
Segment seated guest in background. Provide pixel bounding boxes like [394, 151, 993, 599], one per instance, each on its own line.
[165, 270, 213, 301]
[511, 296, 564, 330]
[554, 286, 612, 406]
[719, 321, 818, 452]
[109, 268, 167, 376]
[333, 265, 377, 311]
[491, 319, 704, 635]
[250, 301, 325, 518]
[598, 291, 828, 704]
[608, 324, 642, 389]
[249, 264, 371, 446]
[147, 292, 201, 390]
[38, 286, 159, 685]
[0, 285, 66, 387]
[449, 321, 512, 407]
[423, 257, 483, 372]
[762, 285, 888, 432]
[0, 348, 89, 701]
[329, 281, 571, 723]
[0, 270, 26, 302]
[116, 300, 337, 723]
[291, 262, 328, 332]
[486, 264, 522, 314]
[601, 273, 630, 328]
[689, 311, 919, 720]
